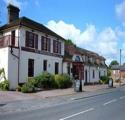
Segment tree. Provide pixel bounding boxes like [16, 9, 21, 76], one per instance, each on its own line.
[123, 62, 125, 66]
[65, 39, 74, 45]
[107, 69, 111, 77]
[109, 60, 119, 68]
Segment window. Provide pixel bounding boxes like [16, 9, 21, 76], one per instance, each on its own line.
[41, 36, 50, 51]
[43, 60, 47, 71]
[25, 31, 38, 49]
[93, 70, 95, 79]
[104, 71, 105, 76]
[99, 71, 101, 78]
[75, 56, 80, 62]
[67, 63, 70, 75]
[28, 59, 34, 77]
[53, 40, 61, 54]
[55, 62, 59, 74]
[11, 30, 15, 46]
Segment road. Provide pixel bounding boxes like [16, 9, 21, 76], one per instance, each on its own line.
[1, 86, 125, 120]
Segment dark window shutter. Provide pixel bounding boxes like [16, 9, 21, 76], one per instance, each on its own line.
[26, 31, 29, 47]
[34, 34, 38, 49]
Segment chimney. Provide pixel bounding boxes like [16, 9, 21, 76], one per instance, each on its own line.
[7, 4, 20, 23]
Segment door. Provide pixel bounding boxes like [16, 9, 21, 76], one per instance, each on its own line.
[85, 70, 88, 84]
[73, 62, 84, 80]
[28, 59, 34, 77]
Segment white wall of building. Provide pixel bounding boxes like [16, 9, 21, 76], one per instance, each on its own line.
[84, 65, 90, 83]
[63, 62, 72, 77]
[0, 48, 9, 81]
[19, 50, 63, 83]
[89, 66, 99, 82]
[99, 67, 107, 77]
[19, 27, 65, 56]
[8, 48, 19, 90]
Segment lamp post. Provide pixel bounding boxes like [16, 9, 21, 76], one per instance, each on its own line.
[120, 49, 122, 86]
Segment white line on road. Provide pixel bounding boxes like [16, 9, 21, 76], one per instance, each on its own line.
[59, 108, 94, 120]
[120, 96, 125, 99]
[103, 99, 117, 106]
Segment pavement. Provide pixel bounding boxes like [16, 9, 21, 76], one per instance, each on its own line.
[0, 85, 125, 120]
[0, 83, 124, 114]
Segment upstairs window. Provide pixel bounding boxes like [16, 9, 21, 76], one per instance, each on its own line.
[53, 40, 61, 54]
[41, 36, 50, 52]
[11, 30, 15, 46]
[25, 31, 38, 49]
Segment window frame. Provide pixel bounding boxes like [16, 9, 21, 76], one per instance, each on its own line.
[41, 36, 51, 52]
[53, 40, 61, 54]
[25, 31, 38, 49]
[28, 59, 34, 77]
[43, 60, 47, 71]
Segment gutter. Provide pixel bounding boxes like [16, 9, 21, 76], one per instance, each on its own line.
[10, 22, 21, 85]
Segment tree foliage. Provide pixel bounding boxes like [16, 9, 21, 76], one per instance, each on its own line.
[65, 39, 74, 45]
[109, 60, 119, 68]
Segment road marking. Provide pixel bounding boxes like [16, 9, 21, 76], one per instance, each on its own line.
[120, 96, 125, 99]
[103, 99, 117, 106]
[59, 108, 94, 120]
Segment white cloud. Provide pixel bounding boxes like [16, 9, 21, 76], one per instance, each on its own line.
[116, 0, 125, 22]
[47, 20, 120, 65]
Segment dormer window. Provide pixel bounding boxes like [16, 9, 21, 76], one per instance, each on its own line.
[75, 56, 81, 62]
[25, 31, 38, 49]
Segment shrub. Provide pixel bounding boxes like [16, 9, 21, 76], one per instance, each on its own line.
[40, 72, 56, 89]
[115, 79, 120, 83]
[16, 85, 22, 91]
[34, 72, 57, 89]
[0, 80, 9, 91]
[21, 81, 35, 93]
[55, 74, 72, 89]
[100, 76, 109, 84]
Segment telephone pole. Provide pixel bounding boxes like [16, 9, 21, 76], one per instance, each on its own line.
[120, 49, 121, 86]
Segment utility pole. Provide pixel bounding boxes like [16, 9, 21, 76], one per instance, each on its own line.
[120, 49, 121, 86]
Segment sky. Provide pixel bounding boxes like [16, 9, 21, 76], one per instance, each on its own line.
[1, 0, 125, 65]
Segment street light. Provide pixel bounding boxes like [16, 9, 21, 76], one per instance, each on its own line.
[120, 49, 122, 86]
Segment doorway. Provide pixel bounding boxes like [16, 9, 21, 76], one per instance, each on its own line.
[85, 70, 88, 84]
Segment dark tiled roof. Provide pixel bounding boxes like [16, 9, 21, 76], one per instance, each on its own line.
[111, 65, 120, 70]
[64, 44, 106, 60]
[0, 17, 65, 41]
[111, 65, 125, 71]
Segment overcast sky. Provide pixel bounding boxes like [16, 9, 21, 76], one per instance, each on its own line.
[1, 0, 125, 65]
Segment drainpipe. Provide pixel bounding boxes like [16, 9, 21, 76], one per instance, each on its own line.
[10, 23, 21, 85]
[17, 22, 21, 85]
[89, 65, 90, 83]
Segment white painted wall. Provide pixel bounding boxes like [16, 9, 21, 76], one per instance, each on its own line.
[19, 50, 63, 83]
[89, 66, 99, 82]
[99, 67, 107, 77]
[63, 62, 73, 77]
[84, 65, 90, 83]
[0, 48, 9, 81]
[19, 27, 65, 56]
[84, 65, 107, 83]
[8, 48, 19, 90]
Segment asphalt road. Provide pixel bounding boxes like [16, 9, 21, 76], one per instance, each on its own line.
[1, 86, 125, 120]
